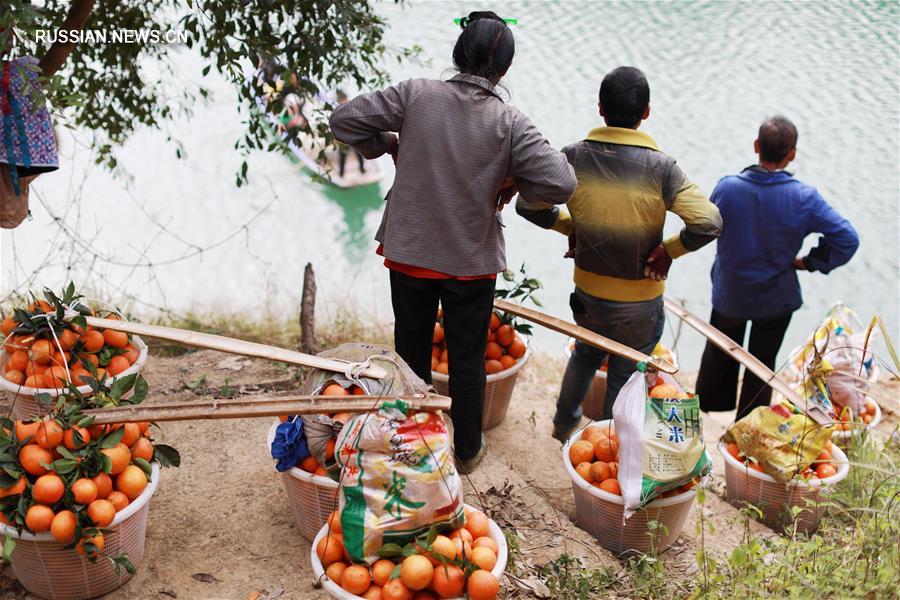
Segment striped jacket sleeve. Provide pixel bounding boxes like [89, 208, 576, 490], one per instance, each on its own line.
[514, 142, 576, 234]
[662, 162, 723, 258]
[328, 79, 414, 159]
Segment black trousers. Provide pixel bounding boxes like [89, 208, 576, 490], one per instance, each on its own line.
[696, 309, 793, 418]
[389, 271, 495, 460]
[338, 148, 365, 177]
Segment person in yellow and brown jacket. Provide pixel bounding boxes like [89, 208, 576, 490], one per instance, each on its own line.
[517, 66, 722, 439]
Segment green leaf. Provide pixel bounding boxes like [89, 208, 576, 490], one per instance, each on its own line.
[51, 459, 78, 475]
[389, 564, 402, 580]
[109, 373, 136, 400]
[110, 553, 136, 575]
[153, 445, 180, 468]
[101, 427, 125, 449]
[2, 534, 15, 562]
[131, 376, 149, 403]
[377, 543, 404, 559]
[134, 458, 152, 476]
[100, 454, 113, 474]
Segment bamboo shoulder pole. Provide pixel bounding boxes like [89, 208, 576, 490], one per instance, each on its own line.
[81, 316, 388, 380]
[663, 298, 830, 424]
[494, 299, 678, 374]
[82, 394, 451, 424]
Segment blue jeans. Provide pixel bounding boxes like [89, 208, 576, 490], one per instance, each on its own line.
[554, 289, 665, 427]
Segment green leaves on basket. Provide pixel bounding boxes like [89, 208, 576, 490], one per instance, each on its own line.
[153, 445, 181, 468]
[111, 553, 137, 575]
[2, 534, 15, 563]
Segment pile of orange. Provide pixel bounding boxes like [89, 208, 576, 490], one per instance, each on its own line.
[432, 311, 526, 376]
[1, 301, 141, 390]
[834, 398, 878, 430]
[1, 414, 158, 557]
[725, 439, 839, 482]
[316, 507, 501, 600]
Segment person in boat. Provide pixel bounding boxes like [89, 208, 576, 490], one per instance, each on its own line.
[334, 90, 366, 178]
[695, 116, 859, 417]
[329, 10, 576, 472]
[516, 66, 722, 440]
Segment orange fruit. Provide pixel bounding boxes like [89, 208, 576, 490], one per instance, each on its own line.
[43, 365, 69, 388]
[101, 443, 131, 474]
[87, 499, 116, 527]
[608, 461, 618, 478]
[470, 546, 497, 571]
[507, 338, 526, 359]
[316, 533, 344, 566]
[326, 510, 342, 534]
[0, 476, 26, 498]
[473, 536, 499, 555]
[50, 510, 77, 543]
[568, 440, 594, 466]
[495, 325, 514, 347]
[649, 383, 679, 398]
[498, 355, 516, 370]
[116, 465, 148, 500]
[30, 339, 53, 365]
[122, 345, 140, 365]
[322, 383, 348, 396]
[726, 442, 741, 461]
[599, 479, 621, 495]
[64, 426, 91, 450]
[80, 330, 104, 353]
[76, 533, 104, 557]
[136, 421, 151, 434]
[816, 463, 837, 479]
[33, 473, 65, 504]
[78, 353, 99, 368]
[325, 561, 348, 584]
[25, 505, 54, 533]
[372, 558, 395, 587]
[130, 437, 153, 462]
[489, 313, 501, 331]
[314, 466, 328, 476]
[382, 579, 412, 600]
[484, 342, 503, 361]
[400, 554, 434, 591]
[103, 329, 129, 349]
[19, 444, 52, 476]
[15, 419, 40, 441]
[92, 472, 113, 499]
[465, 510, 490, 539]
[363, 586, 384, 600]
[300, 456, 319, 473]
[107, 490, 129, 511]
[119, 423, 141, 447]
[341, 564, 371, 595]
[432, 346, 442, 360]
[24, 374, 45, 389]
[593, 437, 618, 462]
[589, 461, 611, 482]
[466, 569, 499, 600]
[433, 323, 445, 344]
[325, 438, 336, 461]
[485, 360, 503, 375]
[35, 419, 64, 450]
[4, 369, 24, 385]
[0, 315, 16, 336]
[428, 535, 455, 565]
[816, 449, 831, 462]
[7, 350, 27, 371]
[435, 362, 449, 375]
[440, 349, 449, 363]
[107, 355, 130, 376]
[451, 537, 472, 560]
[57, 329, 78, 351]
[448, 526, 473, 545]
[432, 563, 464, 597]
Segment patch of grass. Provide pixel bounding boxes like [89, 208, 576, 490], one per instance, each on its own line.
[540, 553, 616, 599]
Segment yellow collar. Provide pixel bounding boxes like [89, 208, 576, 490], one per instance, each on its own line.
[585, 127, 659, 151]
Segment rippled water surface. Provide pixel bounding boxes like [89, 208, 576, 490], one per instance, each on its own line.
[3, 1, 898, 370]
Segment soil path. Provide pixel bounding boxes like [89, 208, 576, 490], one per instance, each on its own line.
[1, 350, 896, 599]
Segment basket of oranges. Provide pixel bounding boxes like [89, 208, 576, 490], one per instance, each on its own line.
[431, 310, 530, 430]
[832, 398, 881, 444]
[563, 420, 699, 555]
[310, 505, 505, 600]
[719, 439, 849, 533]
[0, 287, 148, 419]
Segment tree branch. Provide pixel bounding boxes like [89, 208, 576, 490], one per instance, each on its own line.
[300, 262, 320, 355]
[38, 0, 95, 78]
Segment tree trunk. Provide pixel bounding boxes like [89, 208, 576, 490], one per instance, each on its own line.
[38, 0, 96, 78]
[300, 262, 320, 354]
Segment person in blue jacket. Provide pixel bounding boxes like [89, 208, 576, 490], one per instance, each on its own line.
[696, 115, 859, 417]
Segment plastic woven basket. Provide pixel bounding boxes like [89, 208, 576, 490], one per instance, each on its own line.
[832, 399, 881, 445]
[563, 338, 608, 420]
[267, 421, 339, 542]
[718, 441, 849, 533]
[0, 336, 149, 420]
[309, 503, 507, 600]
[431, 344, 531, 430]
[0, 462, 160, 600]
[562, 421, 697, 555]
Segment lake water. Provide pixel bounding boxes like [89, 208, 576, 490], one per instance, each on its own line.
[2, 1, 898, 373]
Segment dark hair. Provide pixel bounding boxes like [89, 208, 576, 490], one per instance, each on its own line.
[598, 66, 650, 128]
[452, 11, 514, 82]
[757, 115, 798, 163]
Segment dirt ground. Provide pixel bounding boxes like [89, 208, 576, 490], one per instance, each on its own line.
[0, 348, 896, 600]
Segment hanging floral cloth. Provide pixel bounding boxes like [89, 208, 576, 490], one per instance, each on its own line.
[0, 56, 59, 228]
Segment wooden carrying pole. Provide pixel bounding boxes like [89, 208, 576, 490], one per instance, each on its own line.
[81, 316, 388, 380]
[494, 299, 678, 374]
[82, 394, 452, 425]
[663, 298, 830, 423]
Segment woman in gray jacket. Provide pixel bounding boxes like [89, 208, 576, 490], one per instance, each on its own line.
[330, 11, 575, 472]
